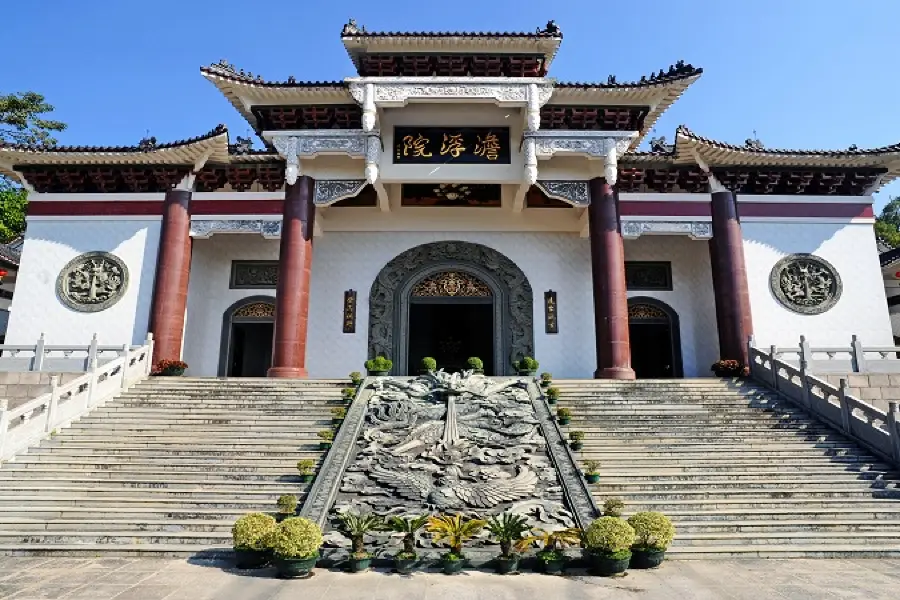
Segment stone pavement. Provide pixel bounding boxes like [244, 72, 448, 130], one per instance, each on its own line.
[0, 557, 898, 600]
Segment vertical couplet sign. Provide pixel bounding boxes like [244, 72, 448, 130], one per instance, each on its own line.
[544, 290, 558, 334]
[343, 290, 357, 334]
[394, 127, 511, 164]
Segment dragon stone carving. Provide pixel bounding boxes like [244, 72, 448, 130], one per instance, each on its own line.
[56, 252, 129, 313]
[769, 254, 842, 315]
[328, 371, 575, 553]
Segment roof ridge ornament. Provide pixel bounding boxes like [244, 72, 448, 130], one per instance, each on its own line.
[342, 18, 366, 36]
[138, 135, 157, 152]
[538, 20, 561, 36]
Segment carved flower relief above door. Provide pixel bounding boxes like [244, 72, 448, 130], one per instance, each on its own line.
[769, 254, 842, 315]
[56, 251, 129, 312]
[232, 302, 276, 319]
[411, 271, 493, 298]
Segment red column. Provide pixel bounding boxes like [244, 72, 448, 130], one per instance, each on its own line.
[709, 190, 753, 366]
[149, 188, 192, 363]
[268, 176, 316, 378]
[588, 178, 635, 380]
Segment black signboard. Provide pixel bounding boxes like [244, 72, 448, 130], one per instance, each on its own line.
[544, 290, 559, 334]
[394, 127, 511, 164]
[343, 290, 357, 334]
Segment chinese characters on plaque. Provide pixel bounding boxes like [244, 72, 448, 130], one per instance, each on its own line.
[544, 290, 558, 334]
[394, 128, 511, 164]
[343, 290, 357, 334]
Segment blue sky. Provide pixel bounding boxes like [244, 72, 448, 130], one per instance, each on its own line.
[6, 0, 899, 208]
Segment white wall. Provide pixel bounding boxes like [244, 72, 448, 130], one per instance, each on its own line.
[623, 236, 719, 377]
[743, 222, 893, 349]
[182, 235, 280, 376]
[6, 218, 161, 346]
[305, 232, 595, 379]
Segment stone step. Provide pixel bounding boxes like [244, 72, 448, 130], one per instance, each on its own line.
[0, 519, 235, 533]
[0, 486, 305, 499]
[44, 434, 325, 444]
[37, 440, 320, 450]
[0, 468, 311, 480]
[597, 498, 900, 511]
[5, 456, 323, 466]
[27, 447, 321, 457]
[593, 479, 893, 492]
[664, 544, 900, 559]
[2, 461, 320, 472]
[595, 470, 898, 482]
[672, 531, 900, 547]
[0, 496, 288, 509]
[0, 507, 254, 521]
[572, 440, 856, 449]
[670, 520, 900, 533]
[0, 543, 230, 557]
[0, 477, 311, 490]
[0, 531, 232, 546]
[655, 508, 900, 521]
[589, 488, 895, 501]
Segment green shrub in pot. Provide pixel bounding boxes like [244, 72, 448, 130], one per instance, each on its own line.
[602, 497, 624, 517]
[338, 511, 385, 573]
[583, 459, 602, 484]
[515, 527, 582, 575]
[466, 356, 484, 374]
[317, 429, 334, 450]
[426, 514, 485, 575]
[545, 386, 560, 405]
[232, 512, 276, 569]
[420, 356, 437, 373]
[365, 356, 393, 376]
[512, 356, 539, 376]
[269, 517, 323, 579]
[540, 372, 552, 387]
[583, 517, 636, 577]
[276, 495, 298, 521]
[627, 512, 675, 569]
[569, 430, 585, 451]
[296, 459, 315, 484]
[486, 512, 530, 575]
[387, 514, 429, 574]
[556, 407, 572, 425]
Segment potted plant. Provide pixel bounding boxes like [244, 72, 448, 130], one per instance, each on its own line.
[388, 514, 429, 574]
[331, 407, 346, 425]
[512, 356, 539, 376]
[231, 512, 276, 569]
[467, 357, 484, 374]
[365, 356, 393, 376]
[486, 512, 530, 575]
[349, 371, 363, 387]
[153, 359, 188, 376]
[584, 460, 602, 484]
[540, 372, 552, 388]
[317, 429, 334, 450]
[269, 517, 323, 579]
[420, 356, 437, 374]
[557, 407, 572, 426]
[603, 497, 624, 517]
[341, 387, 356, 404]
[583, 517, 636, 577]
[338, 511, 384, 573]
[426, 514, 486, 575]
[516, 528, 582, 575]
[276, 494, 298, 522]
[545, 387, 560, 405]
[711, 359, 749, 378]
[569, 431, 585, 451]
[296, 459, 315, 484]
[627, 512, 675, 569]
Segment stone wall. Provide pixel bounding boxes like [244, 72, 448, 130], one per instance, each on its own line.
[823, 373, 900, 413]
[0, 372, 82, 411]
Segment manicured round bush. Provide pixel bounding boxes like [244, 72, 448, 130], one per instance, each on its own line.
[277, 494, 298, 515]
[365, 356, 393, 372]
[627, 512, 675, 551]
[583, 517, 636, 555]
[269, 517, 323, 559]
[232, 512, 277, 551]
[467, 356, 484, 370]
[421, 357, 437, 372]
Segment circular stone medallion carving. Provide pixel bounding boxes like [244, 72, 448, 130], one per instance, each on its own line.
[56, 251, 129, 313]
[769, 253, 842, 315]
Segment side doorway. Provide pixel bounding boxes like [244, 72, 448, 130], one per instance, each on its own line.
[219, 296, 275, 377]
[627, 297, 683, 379]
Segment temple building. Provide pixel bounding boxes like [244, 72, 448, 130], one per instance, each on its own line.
[1, 20, 898, 379]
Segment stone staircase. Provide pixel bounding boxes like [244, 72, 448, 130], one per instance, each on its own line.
[0, 377, 343, 556]
[557, 378, 900, 558]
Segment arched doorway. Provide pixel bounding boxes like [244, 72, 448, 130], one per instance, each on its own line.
[368, 241, 534, 375]
[218, 296, 275, 377]
[627, 297, 683, 379]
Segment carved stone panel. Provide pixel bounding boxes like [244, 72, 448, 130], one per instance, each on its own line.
[56, 252, 129, 313]
[368, 241, 534, 375]
[770, 254, 842, 315]
[625, 261, 673, 291]
[411, 271, 492, 298]
[233, 302, 275, 318]
[230, 261, 278, 289]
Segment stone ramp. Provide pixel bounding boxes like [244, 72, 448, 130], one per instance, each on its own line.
[0, 377, 344, 556]
[557, 378, 900, 558]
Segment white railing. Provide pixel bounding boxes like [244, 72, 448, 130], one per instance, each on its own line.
[748, 339, 900, 466]
[0, 333, 139, 373]
[0, 334, 154, 461]
[769, 335, 900, 374]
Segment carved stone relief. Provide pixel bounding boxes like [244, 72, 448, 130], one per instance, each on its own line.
[528, 131, 634, 160]
[190, 219, 282, 239]
[535, 181, 590, 207]
[233, 302, 275, 318]
[770, 254, 842, 315]
[327, 372, 575, 554]
[56, 251, 129, 313]
[621, 220, 712, 240]
[230, 261, 278, 289]
[368, 241, 534, 375]
[314, 180, 367, 206]
[411, 271, 492, 298]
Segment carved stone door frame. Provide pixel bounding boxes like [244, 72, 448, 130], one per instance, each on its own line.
[368, 241, 534, 375]
[218, 295, 276, 376]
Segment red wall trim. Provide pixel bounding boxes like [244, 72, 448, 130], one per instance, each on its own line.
[620, 201, 711, 217]
[28, 201, 164, 216]
[737, 203, 873, 219]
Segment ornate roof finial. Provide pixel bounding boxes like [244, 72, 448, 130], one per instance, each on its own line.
[649, 135, 672, 154]
[138, 131, 157, 152]
[287, 75, 296, 83]
[744, 130, 764, 150]
[539, 20, 561, 35]
[213, 59, 234, 72]
[233, 135, 254, 155]
[606, 74, 617, 85]
[342, 18, 362, 36]
[848, 143, 859, 151]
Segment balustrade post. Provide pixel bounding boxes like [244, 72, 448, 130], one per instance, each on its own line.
[144, 333, 155, 376]
[120, 343, 130, 390]
[799, 337, 811, 409]
[85, 354, 99, 409]
[888, 402, 900, 463]
[838, 378, 852, 432]
[0, 398, 9, 458]
[33, 333, 46, 372]
[87, 333, 98, 371]
[851, 334, 867, 373]
[45, 376, 60, 434]
[799, 335, 810, 372]
[768, 345, 779, 391]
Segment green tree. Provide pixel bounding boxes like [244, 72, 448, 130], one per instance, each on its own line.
[876, 196, 900, 249]
[0, 91, 67, 241]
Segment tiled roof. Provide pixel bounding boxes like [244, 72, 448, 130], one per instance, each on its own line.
[201, 61, 344, 88]
[556, 62, 702, 89]
[0, 237, 22, 267]
[677, 125, 900, 157]
[0, 125, 228, 154]
[340, 19, 563, 38]
[881, 246, 900, 268]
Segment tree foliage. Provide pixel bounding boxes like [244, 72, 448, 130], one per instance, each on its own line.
[0, 91, 68, 241]
[876, 196, 900, 249]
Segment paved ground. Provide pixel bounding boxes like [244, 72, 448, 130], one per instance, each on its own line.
[0, 557, 898, 600]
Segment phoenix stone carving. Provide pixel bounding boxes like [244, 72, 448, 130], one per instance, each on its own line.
[770, 254, 842, 315]
[56, 252, 129, 313]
